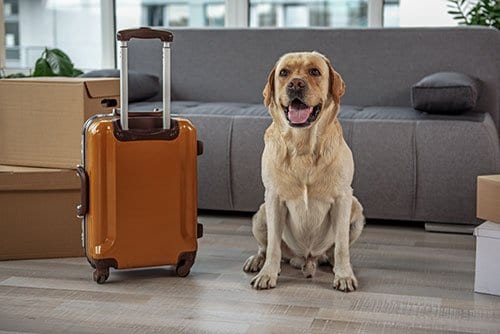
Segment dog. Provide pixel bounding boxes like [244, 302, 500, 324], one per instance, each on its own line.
[243, 51, 365, 291]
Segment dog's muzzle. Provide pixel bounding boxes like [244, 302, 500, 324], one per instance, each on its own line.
[284, 99, 321, 128]
[286, 78, 306, 101]
[283, 79, 321, 127]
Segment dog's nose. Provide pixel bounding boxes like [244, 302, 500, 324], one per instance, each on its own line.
[287, 78, 306, 92]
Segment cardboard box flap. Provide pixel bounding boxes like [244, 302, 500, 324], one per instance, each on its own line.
[0, 77, 120, 98]
[84, 79, 120, 98]
[474, 221, 500, 239]
[2, 77, 94, 84]
[0, 165, 80, 191]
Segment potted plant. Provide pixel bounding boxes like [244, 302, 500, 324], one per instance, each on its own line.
[447, 0, 500, 29]
[1, 48, 82, 78]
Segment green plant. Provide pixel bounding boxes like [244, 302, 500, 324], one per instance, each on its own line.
[447, 0, 500, 29]
[1, 48, 82, 79]
[33, 48, 83, 77]
[0, 71, 28, 78]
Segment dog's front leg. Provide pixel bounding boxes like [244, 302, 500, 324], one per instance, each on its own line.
[251, 193, 285, 290]
[331, 192, 358, 292]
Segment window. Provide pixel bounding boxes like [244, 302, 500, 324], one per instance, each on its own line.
[116, 0, 225, 30]
[205, 3, 225, 26]
[2, 0, 462, 72]
[249, 1, 368, 28]
[382, 0, 459, 27]
[4, 0, 20, 63]
[383, 0, 398, 27]
[2, 0, 103, 70]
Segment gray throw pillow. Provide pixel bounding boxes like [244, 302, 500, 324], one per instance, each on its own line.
[411, 72, 481, 114]
[80, 69, 159, 103]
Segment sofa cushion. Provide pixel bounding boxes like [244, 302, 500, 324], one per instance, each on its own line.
[411, 72, 481, 114]
[81, 69, 159, 102]
[131, 101, 269, 116]
[130, 101, 486, 123]
[341, 106, 485, 122]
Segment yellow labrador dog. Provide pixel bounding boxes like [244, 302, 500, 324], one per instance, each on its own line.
[243, 52, 365, 291]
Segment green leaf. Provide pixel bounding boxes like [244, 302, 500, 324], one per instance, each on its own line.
[50, 48, 72, 63]
[72, 68, 84, 77]
[6, 72, 28, 78]
[32, 58, 54, 76]
[45, 48, 75, 76]
[482, 1, 492, 11]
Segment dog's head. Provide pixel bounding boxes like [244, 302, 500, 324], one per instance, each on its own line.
[263, 52, 345, 129]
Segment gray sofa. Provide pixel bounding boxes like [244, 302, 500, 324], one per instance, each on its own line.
[128, 27, 500, 227]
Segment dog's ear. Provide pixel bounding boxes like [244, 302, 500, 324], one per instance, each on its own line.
[263, 66, 276, 107]
[324, 57, 345, 105]
[331, 69, 345, 105]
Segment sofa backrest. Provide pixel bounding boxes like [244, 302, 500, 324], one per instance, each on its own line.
[128, 27, 500, 131]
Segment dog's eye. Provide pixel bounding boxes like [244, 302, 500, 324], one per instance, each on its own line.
[309, 68, 321, 77]
[279, 69, 289, 77]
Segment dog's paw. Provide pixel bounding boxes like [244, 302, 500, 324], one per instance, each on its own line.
[243, 254, 265, 273]
[333, 275, 358, 292]
[302, 259, 317, 278]
[251, 269, 278, 290]
[333, 266, 358, 292]
[289, 256, 305, 269]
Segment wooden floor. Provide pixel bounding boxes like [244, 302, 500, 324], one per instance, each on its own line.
[1, 214, 499, 334]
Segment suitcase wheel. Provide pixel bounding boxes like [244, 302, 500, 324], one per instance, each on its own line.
[176, 251, 196, 277]
[93, 268, 109, 284]
[176, 264, 190, 277]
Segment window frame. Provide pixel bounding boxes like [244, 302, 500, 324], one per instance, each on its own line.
[0, 0, 5, 70]
[105, 0, 386, 30]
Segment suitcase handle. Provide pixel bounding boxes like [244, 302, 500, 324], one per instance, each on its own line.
[76, 166, 88, 218]
[117, 27, 173, 131]
[117, 27, 173, 42]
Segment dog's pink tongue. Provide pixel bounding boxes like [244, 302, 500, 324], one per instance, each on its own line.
[288, 105, 313, 124]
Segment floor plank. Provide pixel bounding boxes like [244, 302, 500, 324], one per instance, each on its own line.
[0, 214, 499, 334]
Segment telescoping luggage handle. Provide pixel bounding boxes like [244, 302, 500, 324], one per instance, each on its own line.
[116, 27, 173, 131]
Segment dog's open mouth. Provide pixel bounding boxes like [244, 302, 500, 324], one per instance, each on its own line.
[284, 99, 321, 127]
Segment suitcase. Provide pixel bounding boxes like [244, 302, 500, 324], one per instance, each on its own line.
[77, 27, 203, 284]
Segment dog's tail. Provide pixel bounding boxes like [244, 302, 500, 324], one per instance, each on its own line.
[349, 196, 365, 245]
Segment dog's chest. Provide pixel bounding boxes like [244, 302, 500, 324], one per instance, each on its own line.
[284, 195, 334, 257]
[268, 154, 339, 201]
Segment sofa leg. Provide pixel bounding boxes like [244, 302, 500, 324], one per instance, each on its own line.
[424, 223, 476, 234]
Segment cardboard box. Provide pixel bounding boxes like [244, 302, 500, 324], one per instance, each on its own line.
[0, 77, 119, 168]
[0, 165, 84, 260]
[474, 221, 500, 296]
[477, 175, 500, 224]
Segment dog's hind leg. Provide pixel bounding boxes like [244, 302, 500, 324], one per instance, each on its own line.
[243, 204, 267, 272]
[349, 196, 365, 246]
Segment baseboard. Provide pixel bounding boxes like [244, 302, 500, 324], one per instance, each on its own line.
[424, 223, 476, 234]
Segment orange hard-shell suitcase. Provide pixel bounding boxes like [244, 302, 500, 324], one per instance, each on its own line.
[77, 27, 203, 284]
